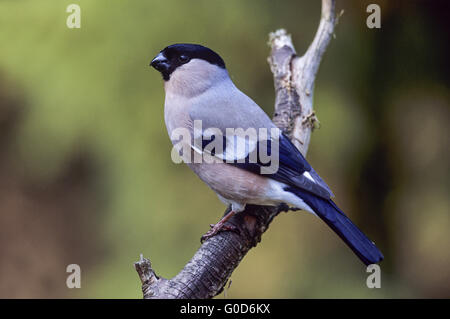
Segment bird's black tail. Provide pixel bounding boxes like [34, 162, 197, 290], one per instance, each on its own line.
[286, 187, 384, 265]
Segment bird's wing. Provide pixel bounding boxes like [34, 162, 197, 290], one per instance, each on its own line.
[188, 86, 334, 199]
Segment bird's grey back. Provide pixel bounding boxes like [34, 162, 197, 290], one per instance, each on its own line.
[188, 77, 276, 133]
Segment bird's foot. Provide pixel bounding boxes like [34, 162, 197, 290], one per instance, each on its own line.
[200, 223, 238, 242]
[200, 210, 238, 243]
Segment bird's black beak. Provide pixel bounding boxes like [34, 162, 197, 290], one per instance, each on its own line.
[150, 52, 170, 73]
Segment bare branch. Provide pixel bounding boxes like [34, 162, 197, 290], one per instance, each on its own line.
[269, 0, 336, 155]
[136, 0, 337, 299]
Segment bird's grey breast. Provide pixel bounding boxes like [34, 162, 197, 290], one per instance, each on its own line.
[164, 93, 193, 139]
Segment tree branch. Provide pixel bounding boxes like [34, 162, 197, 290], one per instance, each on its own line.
[135, 0, 337, 299]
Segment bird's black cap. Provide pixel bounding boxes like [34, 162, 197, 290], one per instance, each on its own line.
[150, 43, 225, 80]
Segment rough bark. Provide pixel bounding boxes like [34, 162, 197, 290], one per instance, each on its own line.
[135, 0, 337, 299]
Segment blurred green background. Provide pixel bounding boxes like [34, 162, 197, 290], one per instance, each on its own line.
[0, 0, 448, 298]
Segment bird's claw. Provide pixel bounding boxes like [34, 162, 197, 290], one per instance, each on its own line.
[200, 223, 238, 243]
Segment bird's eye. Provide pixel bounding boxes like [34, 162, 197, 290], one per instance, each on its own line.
[179, 55, 190, 63]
